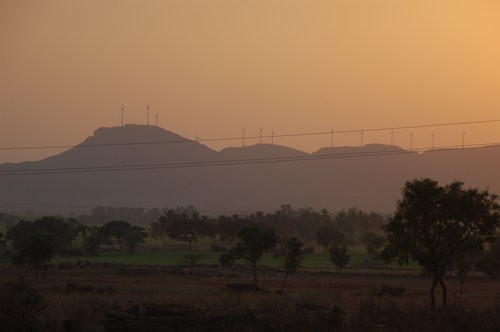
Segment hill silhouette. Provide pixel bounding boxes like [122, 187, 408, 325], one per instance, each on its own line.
[2, 125, 500, 215]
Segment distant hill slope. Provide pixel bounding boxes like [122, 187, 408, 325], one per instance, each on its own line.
[2, 125, 500, 215]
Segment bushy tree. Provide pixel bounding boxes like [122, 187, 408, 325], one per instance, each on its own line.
[383, 179, 500, 307]
[124, 226, 147, 253]
[232, 224, 278, 287]
[167, 213, 212, 250]
[98, 220, 131, 251]
[329, 245, 350, 273]
[14, 233, 56, 278]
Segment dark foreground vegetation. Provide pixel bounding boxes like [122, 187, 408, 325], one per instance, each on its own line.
[1, 178, 500, 331]
[0, 264, 499, 332]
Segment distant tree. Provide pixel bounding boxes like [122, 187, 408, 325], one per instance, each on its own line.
[82, 226, 101, 256]
[98, 220, 131, 251]
[490, 233, 500, 262]
[382, 179, 500, 307]
[329, 245, 350, 273]
[167, 214, 212, 250]
[232, 224, 278, 287]
[14, 233, 56, 278]
[359, 231, 379, 245]
[475, 233, 500, 277]
[316, 224, 345, 252]
[365, 235, 386, 259]
[279, 237, 304, 293]
[7, 217, 74, 255]
[124, 226, 147, 253]
[216, 216, 247, 242]
[33, 216, 74, 252]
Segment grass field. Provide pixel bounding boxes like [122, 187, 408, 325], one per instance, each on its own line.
[50, 247, 420, 271]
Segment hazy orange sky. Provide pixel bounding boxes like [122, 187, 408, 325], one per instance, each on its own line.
[1, 0, 500, 163]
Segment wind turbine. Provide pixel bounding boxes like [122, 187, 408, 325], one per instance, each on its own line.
[121, 105, 124, 127]
[330, 128, 334, 148]
[431, 131, 435, 150]
[259, 128, 264, 144]
[155, 114, 159, 127]
[146, 105, 151, 125]
[242, 128, 246, 147]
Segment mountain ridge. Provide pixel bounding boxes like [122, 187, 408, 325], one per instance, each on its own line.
[2, 125, 500, 216]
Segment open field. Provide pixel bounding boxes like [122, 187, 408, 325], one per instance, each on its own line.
[0, 262, 498, 331]
[47, 245, 420, 270]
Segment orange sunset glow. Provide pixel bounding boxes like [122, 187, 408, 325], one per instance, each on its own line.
[1, 1, 499, 163]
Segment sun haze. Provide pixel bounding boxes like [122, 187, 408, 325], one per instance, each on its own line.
[1, 0, 499, 163]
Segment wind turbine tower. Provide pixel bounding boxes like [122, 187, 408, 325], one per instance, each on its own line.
[155, 114, 159, 127]
[259, 128, 264, 144]
[121, 105, 124, 127]
[146, 105, 150, 125]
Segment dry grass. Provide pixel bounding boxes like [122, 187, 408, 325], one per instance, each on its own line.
[0, 264, 499, 331]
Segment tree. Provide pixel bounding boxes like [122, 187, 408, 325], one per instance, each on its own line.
[82, 226, 102, 256]
[383, 179, 500, 307]
[279, 237, 304, 293]
[7, 217, 75, 258]
[365, 235, 385, 259]
[167, 214, 212, 250]
[232, 224, 278, 287]
[124, 226, 147, 253]
[98, 220, 131, 251]
[329, 245, 350, 273]
[14, 233, 56, 278]
[316, 224, 345, 252]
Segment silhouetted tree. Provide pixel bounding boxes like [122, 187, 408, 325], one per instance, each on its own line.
[82, 226, 101, 256]
[329, 245, 350, 273]
[279, 237, 304, 293]
[383, 179, 500, 308]
[98, 220, 131, 251]
[167, 213, 212, 250]
[232, 224, 278, 287]
[14, 233, 56, 278]
[124, 226, 147, 253]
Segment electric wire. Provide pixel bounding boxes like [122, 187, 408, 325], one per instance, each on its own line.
[1, 141, 498, 177]
[1, 119, 499, 151]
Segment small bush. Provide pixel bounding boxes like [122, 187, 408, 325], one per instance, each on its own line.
[219, 253, 235, 268]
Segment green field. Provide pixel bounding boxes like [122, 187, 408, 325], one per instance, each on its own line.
[50, 248, 419, 271]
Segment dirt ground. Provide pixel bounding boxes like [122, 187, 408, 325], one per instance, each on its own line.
[1, 264, 499, 331]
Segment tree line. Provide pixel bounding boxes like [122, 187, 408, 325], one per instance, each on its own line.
[1, 178, 500, 307]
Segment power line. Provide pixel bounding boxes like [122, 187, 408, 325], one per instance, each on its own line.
[1, 119, 500, 151]
[1, 141, 498, 177]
